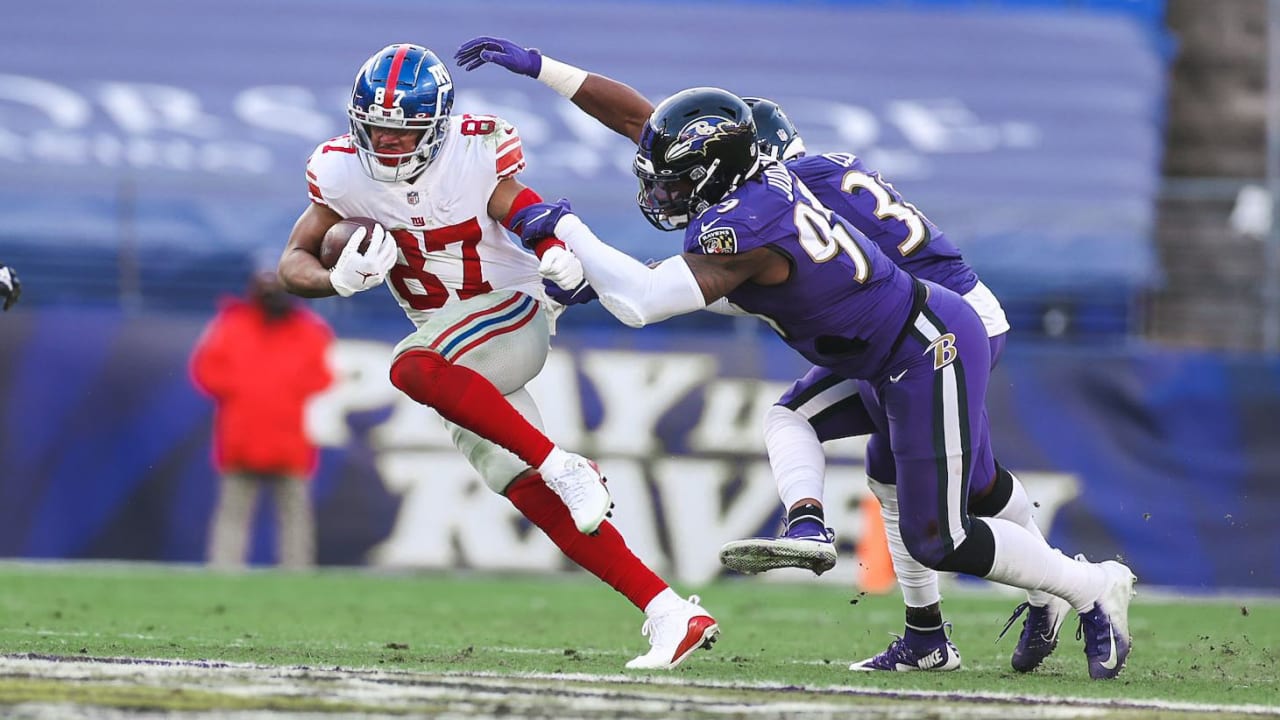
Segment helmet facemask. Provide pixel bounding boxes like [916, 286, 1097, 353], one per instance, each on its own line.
[348, 106, 449, 183]
[635, 158, 723, 231]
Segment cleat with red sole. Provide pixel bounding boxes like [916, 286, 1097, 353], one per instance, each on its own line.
[625, 596, 719, 670]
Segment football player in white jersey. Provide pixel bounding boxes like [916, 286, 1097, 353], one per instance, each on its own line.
[277, 44, 717, 670]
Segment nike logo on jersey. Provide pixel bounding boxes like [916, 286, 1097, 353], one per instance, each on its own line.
[700, 218, 722, 233]
[889, 370, 908, 383]
[1099, 626, 1119, 670]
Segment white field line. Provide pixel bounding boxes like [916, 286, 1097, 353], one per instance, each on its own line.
[1, 654, 1276, 717]
[0, 655, 1095, 719]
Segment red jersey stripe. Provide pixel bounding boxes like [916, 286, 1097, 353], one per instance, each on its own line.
[496, 146, 525, 176]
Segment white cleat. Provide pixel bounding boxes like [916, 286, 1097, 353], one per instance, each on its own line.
[543, 454, 612, 535]
[625, 595, 720, 670]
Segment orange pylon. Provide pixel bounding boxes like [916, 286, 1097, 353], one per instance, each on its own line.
[855, 494, 898, 594]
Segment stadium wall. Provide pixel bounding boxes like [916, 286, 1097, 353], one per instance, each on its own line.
[0, 309, 1274, 593]
[1, 0, 1168, 305]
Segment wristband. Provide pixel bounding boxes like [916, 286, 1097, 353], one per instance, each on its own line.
[533, 238, 566, 257]
[537, 56, 589, 99]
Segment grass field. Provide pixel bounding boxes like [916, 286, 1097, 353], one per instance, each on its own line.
[0, 562, 1275, 718]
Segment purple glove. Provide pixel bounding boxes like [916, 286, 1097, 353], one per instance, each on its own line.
[542, 277, 598, 307]
[454, 36, 542, 77]
[509, 198, 574, 251]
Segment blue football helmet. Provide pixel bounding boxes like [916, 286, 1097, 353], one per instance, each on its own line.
[348, 44, 455, 182]
[743, 97, 807, 161]
[633, 87, 758, 231]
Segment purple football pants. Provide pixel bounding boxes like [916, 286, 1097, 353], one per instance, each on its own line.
[776, 281, 1002, 565]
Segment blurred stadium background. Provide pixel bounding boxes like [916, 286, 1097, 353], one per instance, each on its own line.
[0, 0, 1276, 595]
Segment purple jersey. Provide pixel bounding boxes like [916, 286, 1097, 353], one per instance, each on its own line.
[682, 160, 918, 380]
[787, 153, 978, 295]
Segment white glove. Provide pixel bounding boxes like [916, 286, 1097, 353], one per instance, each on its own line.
[330, 224, 397, 297]
[537, 244, 585, 291]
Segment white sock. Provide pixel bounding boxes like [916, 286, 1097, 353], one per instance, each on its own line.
[868, 478, 941, 608]
[983, 517, 1106, 611]
[643, 588, 683, 617]
[991, 474, 1057, 607]
[764, 405, 827, 509]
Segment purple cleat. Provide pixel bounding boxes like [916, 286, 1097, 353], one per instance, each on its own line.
[850, 626, 962, 672]
[999, 595, 1073, 672]
[1075, 557, 1137, 680]
[718, 519, 837, 576]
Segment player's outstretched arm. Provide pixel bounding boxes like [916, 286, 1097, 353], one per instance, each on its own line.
[511, 200, 707, 328]
[455, 36, 652, 144]
[571, 75, 652, 144]
[682, 250, 787, 303]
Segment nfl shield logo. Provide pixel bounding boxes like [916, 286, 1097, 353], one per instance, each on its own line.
[406, 191, 420, 206]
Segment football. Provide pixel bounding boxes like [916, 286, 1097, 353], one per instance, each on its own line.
[319, 217, 380, 270]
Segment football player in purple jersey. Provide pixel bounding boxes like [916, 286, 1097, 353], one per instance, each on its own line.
[457, 39, 1136, 681]
[725, 99, 1078, 673]
[456, 38, 1072, 674]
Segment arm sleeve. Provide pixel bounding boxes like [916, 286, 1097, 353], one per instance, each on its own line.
[554, 214, 706, 328]
[704, 297, 751, 317]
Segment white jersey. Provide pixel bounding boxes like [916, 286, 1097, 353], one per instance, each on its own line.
[305, 114, 541, 328]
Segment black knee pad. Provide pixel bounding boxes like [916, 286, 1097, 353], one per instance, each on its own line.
[970, 462, 1014, 518]
[933, 518, 997, 576]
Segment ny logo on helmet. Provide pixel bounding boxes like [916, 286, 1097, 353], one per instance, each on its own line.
[427, 63, 453, 92]
[665, 116, 742, 162]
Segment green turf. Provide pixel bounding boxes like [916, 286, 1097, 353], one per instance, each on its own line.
[0, 563, 1274, 709]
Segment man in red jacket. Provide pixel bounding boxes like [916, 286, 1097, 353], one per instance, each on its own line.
[191, 270, 334, 568]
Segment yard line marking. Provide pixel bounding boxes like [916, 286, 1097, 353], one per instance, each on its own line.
[0, 654, 1276, 717]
